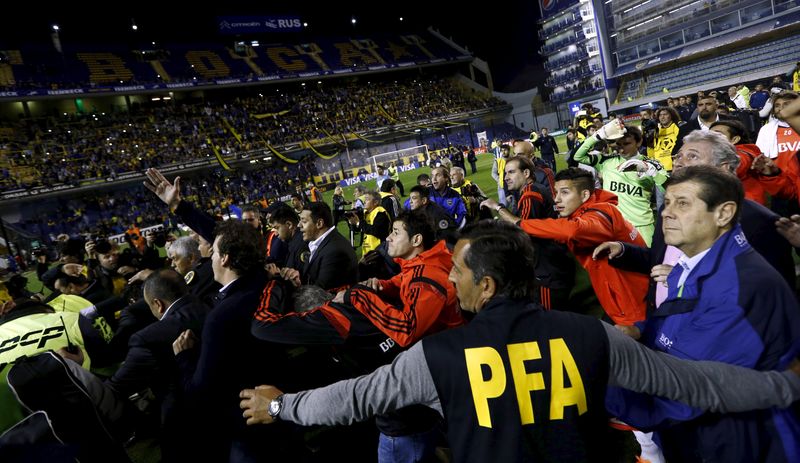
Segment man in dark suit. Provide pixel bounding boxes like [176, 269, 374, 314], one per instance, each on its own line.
[282, 202, 358, 290]
[172, 220, 294, 461]
[106, 269, 210, 462]
[672, 93, 737, 156]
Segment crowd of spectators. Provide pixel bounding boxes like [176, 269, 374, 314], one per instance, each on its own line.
[0, 76, 505, 192]
[14, 158, 317, 241]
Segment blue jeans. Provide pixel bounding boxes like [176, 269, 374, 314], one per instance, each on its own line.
[378, 429, 438, 463]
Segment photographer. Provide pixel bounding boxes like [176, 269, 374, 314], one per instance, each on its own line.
[85, 239, 139, 297]
[449, 167, 485, 223]
[38, 238, 86, 292]
[348, 191, 391, 258]
[640, 108, 659, 155]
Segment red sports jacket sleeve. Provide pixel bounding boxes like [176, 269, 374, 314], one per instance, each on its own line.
[519, 211, 615, 248]
[345, 280, 448, 348]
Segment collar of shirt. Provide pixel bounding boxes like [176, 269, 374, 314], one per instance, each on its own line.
[161, 296, 185, 319]
[308, 226, 336, 261]
[218, 277, 240, 296]
[697, 115, 719, 131]
[676, 248, 711, 289]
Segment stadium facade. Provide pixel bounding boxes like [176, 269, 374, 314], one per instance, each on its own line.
[539, 0, 800, 114]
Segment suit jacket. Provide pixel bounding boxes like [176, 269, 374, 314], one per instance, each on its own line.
[284, 230, 309, 272]
[175, 270, 290, 440]
[612, 200, 795, 313]
[302, 228, 358, 290]
[186, 258, 220, 307]
[107, 295, 210, 400]
[671, 113, 737, 157]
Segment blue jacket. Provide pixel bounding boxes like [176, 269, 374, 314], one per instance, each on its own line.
[428, 186, 467, 227]
[607, 224, 800, 462]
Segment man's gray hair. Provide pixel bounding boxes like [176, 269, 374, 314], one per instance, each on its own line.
[365, 190, 382, 203]
[682, 130, 740, 172]
[451, 166, 465, 177]
[293, 285, 334, 312]
[170, 236, 201, 260]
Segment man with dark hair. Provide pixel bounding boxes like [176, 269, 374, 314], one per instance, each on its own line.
[241, 204, 287, 266]
[281, 202, 357, 290]
[240, 220, 800, 463]
[379, 179, 401, 221]
[38, 238, 85, 291]
[53, 272, 110, 306]
[416, 173, 431, 187]
[107, 269, 209, 461]
[573, 120, 668, 245]
[605, 166, 800, 463]
[407, 185, 456, 239]
[756, 91, 800, 187]
[518, 167, 649, 328]
[673, 93, 736, 155]
[480, 156, 574, 310]
[267, 204, 308, 272]
[290, 194, 305, 215]
[376, 165, 390, 190]
[240, 205, 262, 230]
[335, 210, 462, 347]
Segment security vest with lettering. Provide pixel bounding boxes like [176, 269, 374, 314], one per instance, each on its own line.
[362, 206, 389, 256]
[0, 302, 96, 433]
[423, 297, 611, 463]
[47, 294, 94, 314]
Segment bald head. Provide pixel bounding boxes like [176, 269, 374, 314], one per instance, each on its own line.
[513, 140, 534, 158]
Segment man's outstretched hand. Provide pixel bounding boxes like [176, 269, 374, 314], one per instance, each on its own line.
[144, 168, 182, 210]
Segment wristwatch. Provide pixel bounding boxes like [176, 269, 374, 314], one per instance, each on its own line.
[268, 394, 284, 420]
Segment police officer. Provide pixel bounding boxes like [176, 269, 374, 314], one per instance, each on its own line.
[0, 297, 114, 432]
[240, 221, 800, 463]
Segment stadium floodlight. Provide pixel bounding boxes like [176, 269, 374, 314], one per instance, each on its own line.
[52, 24, 59, 31]
[369, 145, 429, 175]
[351, 18, 357, 25]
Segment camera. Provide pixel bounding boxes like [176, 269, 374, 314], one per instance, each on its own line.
[461, 183, 487, 201]
[640, 118, 658, 149]
[150, 231, 168, 248]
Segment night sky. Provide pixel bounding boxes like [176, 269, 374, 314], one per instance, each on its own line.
[1, 1, 545, 92]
